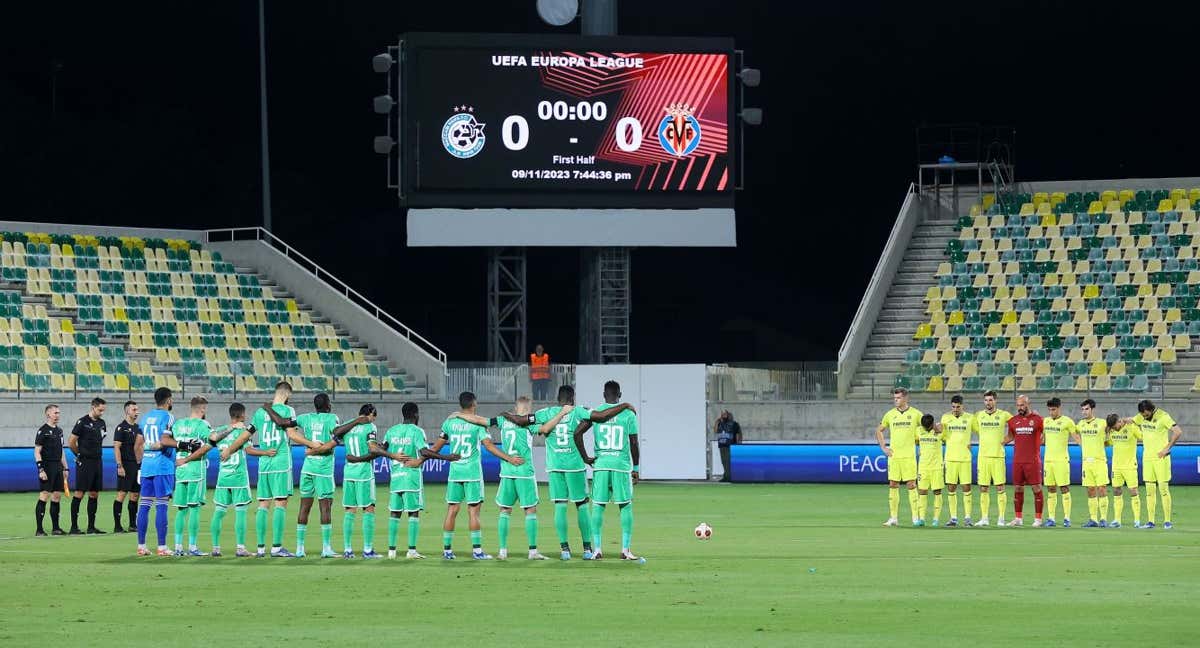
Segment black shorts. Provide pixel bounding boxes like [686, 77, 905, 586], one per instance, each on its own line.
[74, 459, 103, 493]
[117, 462, 140, 493]
[39, 463, 64, 493]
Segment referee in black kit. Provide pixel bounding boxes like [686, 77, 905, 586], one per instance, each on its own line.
[34, 404, 68, 536]
[68, 397, 108, 535]
[112, 400, 141, 533]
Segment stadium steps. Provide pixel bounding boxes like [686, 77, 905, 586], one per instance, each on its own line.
[846, 220, 957, 399]
[1159, 342, 1200, 398]
[239, 268, 423, 394]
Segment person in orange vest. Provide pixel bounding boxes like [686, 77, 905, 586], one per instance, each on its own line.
[530, 345, 551, 401]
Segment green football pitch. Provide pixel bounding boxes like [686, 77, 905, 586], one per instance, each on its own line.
[0, 483, 1197, 647]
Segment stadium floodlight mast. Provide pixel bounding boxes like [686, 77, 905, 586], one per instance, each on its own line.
[537, 0, 579, 26]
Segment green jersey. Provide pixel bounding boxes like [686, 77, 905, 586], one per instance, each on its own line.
[251, 404, 296, 474]
[441, 418, 490, 481]
[173, 417, 212, 482]
[591, 403, 638, 472]
[534, 405, 591, 472]
[297, 412, 340, 477]
[383, 423, 427, 492]
[498, 418, 536, 478]
[214, 425, 250, 487]
[342, 423, 378, 481]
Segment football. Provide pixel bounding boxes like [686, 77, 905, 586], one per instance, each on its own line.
[694, 522, 712, 540]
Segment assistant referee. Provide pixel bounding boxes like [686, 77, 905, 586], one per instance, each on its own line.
[68, 397, 108, 535]
[34, 404, 68, 536]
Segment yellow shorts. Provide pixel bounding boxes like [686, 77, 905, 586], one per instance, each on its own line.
[1044, 461, 1070, 487]
[944, 460, 972, 485]
[918, 464, 945, 491]
[1111, 466, 1138, 488]
[887, 456, 917, 482]
[1143, 456, 1172, 483]
[977, 457, 1006, 486]
[1082, 460, 1109, 487]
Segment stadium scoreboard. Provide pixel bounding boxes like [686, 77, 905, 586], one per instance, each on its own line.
[392, 33, 737, 209]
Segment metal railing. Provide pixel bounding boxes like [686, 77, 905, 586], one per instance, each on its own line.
[204, 227, 447, 372]
[707, 364, 837, 401]
[445, 363, 575, 402]
[836, 182, 921, 398]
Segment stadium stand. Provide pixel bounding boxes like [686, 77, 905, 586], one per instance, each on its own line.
[0, 228, 428, 395]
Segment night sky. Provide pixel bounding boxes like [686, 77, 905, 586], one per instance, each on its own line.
[3, 1, 1196, 364]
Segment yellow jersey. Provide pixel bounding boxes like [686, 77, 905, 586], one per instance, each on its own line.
[973, 409, 1012, 458]
[917, 426, 946, 468]
[1076, 417, 1107, 463]
[1109, 423, 1142, 469]
[881, 407, 923, 460]
[1135, 409, 1176, 456]
[941, 412, 974, 463]
[1043, 415, 1076, 463]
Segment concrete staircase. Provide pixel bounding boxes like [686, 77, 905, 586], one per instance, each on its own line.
[845, 216, 957, 400]
[1160, 341, 1200, 398]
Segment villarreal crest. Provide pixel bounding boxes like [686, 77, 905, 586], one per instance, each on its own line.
[657, 102, 702, 157]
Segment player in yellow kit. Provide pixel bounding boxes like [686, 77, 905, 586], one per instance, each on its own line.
[971, 391, 1011, 527]
[1106, 413, 1142, 528]
[1074, 402, 1110, 527]
[875, 388, 922, 527]
[940, 395, 975, 527]
[1042, 398, 1076, 528]
[915, 414, 946, 527]
[1129, 400, 1183, 529]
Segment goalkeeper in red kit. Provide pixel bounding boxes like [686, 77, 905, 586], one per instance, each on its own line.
[1005, 395, 1044, 527]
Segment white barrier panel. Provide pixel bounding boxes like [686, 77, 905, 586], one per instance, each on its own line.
[576, 364, 707, 480]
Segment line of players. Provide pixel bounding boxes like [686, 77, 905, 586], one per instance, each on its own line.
[123, 381, 642, 561]
[877, 388, 1184, 528]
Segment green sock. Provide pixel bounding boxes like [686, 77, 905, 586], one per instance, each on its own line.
[296, 524, 307, 549]
[442, 530, 453, 550]
[344, 512, 357, 552]
[591, 504, 605, 549]
[320, 524, 332, 550]
[174, 507, 186, 547]
[271, 507, 286, 548]
[407, 517, 420, 550]
[525, 513, 538, 550]
[620, 504, 633, 550]
[255, 507, 267, 548]
[576, 502, 593, 550]
[470, 529, 482, 549]
[211, 506, 227, 548]
[187, 506, 200, 547]
[554, 503, 569, 546]
[362, 511, 375, 552]
[235, 507, 247, 546]
[388, 517, 400, 549]
[497, 512, 511, 551]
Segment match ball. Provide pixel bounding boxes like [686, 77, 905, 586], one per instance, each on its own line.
[694, 522, 712, 540]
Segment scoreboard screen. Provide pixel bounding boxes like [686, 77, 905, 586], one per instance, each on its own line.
[397, 33, 736, 208]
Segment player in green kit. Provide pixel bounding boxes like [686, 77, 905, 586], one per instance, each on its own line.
[250, 382, 322, 558]
[575, 380, 642, 561]
[263, 394, 366, 558]
[374, 402, 457, 559]
[172, 397, 213, 556]
[433, 391, 525, 560]
[210, 403, 256, 557]
[340, 404, 382, 559]
[532, 384, 635, 560]
[1106, 413, 1142, 528]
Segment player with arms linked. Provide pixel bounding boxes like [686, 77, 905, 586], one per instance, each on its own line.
[575, 380, 642, 561]
[374, 402, 458, 559]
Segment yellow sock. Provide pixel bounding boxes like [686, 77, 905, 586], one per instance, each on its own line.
[1145, 483, 1157, 524]
[933, 492, 944, 523]
[1047, 491, 1058, 520]
[1160, 483, 1172, 523]
[1087, 496, 1098, 521]
[980, 491, 990, 519]
[948, 491, 959, 520]
[964, 491, 973, 519]
[1130, 492, 1141, 524]
[907, 488, 921, 522]
[1114, 494, 1124, 524]
[1098, 494, 1109, 522]
[1061, 491, 1073, 521]
[888, 488, 899, 519]
[997, 491, 1008, 520]
[922, 493, 931, 521]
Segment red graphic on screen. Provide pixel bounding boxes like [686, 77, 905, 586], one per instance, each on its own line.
[539, 52, 729, 190]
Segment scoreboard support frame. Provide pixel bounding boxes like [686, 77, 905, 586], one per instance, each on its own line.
[486, 247, 528, 363]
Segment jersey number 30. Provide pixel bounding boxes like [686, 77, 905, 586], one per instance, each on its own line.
[596, 424, 624, 451]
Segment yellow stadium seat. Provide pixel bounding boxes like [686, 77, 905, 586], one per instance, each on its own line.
[1109, 361, 1126, 376]
[1037, 203, 1052, 216]
[936, 262, 951, 277]
[952, 336, 968, 351]
[1040, 213, 1056, 226]
[1019, 203, 1035, 216]
[1175, 334, 1191, 350]
[926, 375, 944, 392]
[1008, 336, 1025, 350]
[921, 350, 938, 364]
[983, 193, 995, 208]
[1170, 188, 1187, 201]
[1142, 348, 1159, 362]
[961, 363, 978, 378]
[1118, 189, 1134, 204]
[1087, 200, 1104, 215]
[1000, 376, 1015, 391]
[1092, 375, 1111, 390]
[1018, 375, 1037, 392]
[1034, 362, 1050, 377]
[1176, 198, 1191, 211]
[945, 376, 964, 392]
[1105, 200, 1122, 214]
[946, 311, 964, 326]
[1161, 347, 1177, 363]
[1067, 348, 1084, 363]
[1193, 376, 1200, 392]
[1033, 192, 1049, 204]
[1157, 198, 1175, 212]
[1101, 190, 1118, 203]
